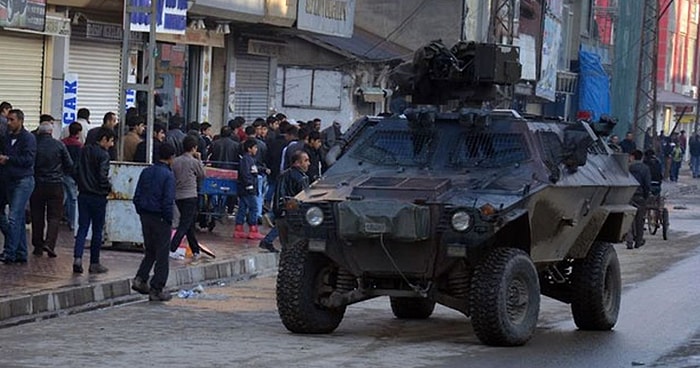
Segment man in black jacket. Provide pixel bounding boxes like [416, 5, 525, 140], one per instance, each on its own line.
[72, 128, 114, 274]
[30, 123, 72, 257]
[0, 109, 36, 264]
[132, 143, 176, 302]
[134, 123, 166, 163]
[627, 149, 652, 249]
[258, 150, 310, 253]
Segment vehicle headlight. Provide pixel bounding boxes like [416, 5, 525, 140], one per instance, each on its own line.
[451, 211, 472, 232]
[305, 206, 324, 227]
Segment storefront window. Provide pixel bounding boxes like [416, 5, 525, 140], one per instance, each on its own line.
[156, 42, 188, 122]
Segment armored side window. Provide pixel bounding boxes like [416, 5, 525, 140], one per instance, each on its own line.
[538, 131, 563, 165]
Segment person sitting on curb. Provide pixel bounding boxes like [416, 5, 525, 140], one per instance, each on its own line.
[132, 143, 176, 302]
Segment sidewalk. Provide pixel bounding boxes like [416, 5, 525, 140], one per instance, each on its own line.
[0, 219, 278, 326]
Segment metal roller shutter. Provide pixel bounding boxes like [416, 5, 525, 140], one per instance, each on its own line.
[0, 32, 44, 128]
[234, 49, 270, 123]
[68, 40, 121, 122]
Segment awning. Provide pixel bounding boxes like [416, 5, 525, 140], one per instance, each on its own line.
[657, 89, 697, 106]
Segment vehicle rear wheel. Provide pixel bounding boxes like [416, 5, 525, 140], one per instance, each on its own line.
[276, 240, 346, 334]
[570, 241, 621, 330]
[390, 297, 436, 319]
[469, 248, 540, 346]
[662, 208, 669, 240]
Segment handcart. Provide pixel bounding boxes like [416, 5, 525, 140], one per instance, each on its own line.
[198, 162, 238, 232]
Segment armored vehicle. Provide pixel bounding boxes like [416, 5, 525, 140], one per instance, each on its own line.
[275, 41, 639, 346]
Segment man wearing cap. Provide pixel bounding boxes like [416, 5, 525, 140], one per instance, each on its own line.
[30, 120, 73, 257]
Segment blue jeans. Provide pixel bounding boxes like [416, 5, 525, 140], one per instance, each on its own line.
[3, 176, 35, 261]
[691, 155, 700, 177]
[235, 194, 259, 226]
[257, 175, 267, 218]
[62, 176, 78, 230]
[671, 161, 681, 181]
[262, 226, 278, 244]
[265, 179, 277, 203]
[73, 193, 108, 264]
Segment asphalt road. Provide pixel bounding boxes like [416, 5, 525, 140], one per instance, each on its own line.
[1, 246, 699, 368]
[1, 189, 700, 368]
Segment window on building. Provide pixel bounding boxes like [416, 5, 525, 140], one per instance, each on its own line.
[580, 0, 593, 36]
[282, 67, 342, 110]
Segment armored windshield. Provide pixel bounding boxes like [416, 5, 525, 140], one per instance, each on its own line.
[346, 117, 530, 169]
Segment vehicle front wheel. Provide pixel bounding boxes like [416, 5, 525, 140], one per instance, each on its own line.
[469, 248, 540, 346]
[276, 240, 346, 334]
[390, 297, 436, 319]
[570, 241, 621, 330]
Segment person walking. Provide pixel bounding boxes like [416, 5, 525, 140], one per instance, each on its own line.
[258, 150, 310, 253]
[131, 143, 176, 302]
[30, 122, 72, 258]
[626, 149, 652, 249]
[234, 139, 265, 240]
[0, 109, 36, 264]
[73, 127, 115, 274]
[61, 122, 83, 231]
[689, 134, 700, 178]
[170, 135, 205, 258]
[670, 143, 683, 182]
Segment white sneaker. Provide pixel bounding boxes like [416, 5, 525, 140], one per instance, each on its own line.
[169, 252, 185, 260]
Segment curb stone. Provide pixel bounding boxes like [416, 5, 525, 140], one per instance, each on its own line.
[0, 252, 278, 327]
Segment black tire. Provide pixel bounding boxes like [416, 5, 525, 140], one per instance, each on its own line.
[570, 241, 621, 330]
[390, 297, 436, 319]
[662, 208, 669, 240]
[276, 241, 346, 334]
[469, 248, 540, 346]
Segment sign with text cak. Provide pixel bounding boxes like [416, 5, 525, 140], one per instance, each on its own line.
[62, 73, 78, 126]
[297, 0, 355, 38]
[129, 0, 187, 35]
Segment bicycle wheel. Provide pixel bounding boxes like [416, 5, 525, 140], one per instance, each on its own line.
[662, 208, 669, 240]
[646, 208, 659, 235]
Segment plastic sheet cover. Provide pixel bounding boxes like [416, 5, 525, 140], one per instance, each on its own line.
[578, 49, 611, 122]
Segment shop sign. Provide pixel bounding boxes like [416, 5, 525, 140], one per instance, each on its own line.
[199, 46, 211, 123]
[86, 21, 122, 41]
[0, 0, 46, 32]
[156, 28, 224, 48]
[44, 15, 70, 37]
[248, 39, 285, 58]
[62, 73, 78, 126]
[297, 0, 355, 38]
[129, 0, 187, 35]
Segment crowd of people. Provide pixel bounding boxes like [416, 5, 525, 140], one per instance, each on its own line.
[0, 99, 344, 302]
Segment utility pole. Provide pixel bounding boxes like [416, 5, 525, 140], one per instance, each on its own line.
[695, 9, 700, 134]
[632, 0, 660, 143]
[460, 1, 469, 41]
[488, 0, 517, 108]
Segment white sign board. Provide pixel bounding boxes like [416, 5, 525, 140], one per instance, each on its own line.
[63, 73, 78, 126]
[129, 0, 187, 35]
[297, 0, 355, 38]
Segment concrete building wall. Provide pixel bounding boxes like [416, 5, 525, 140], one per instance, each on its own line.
[354, 0, 464, 51]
